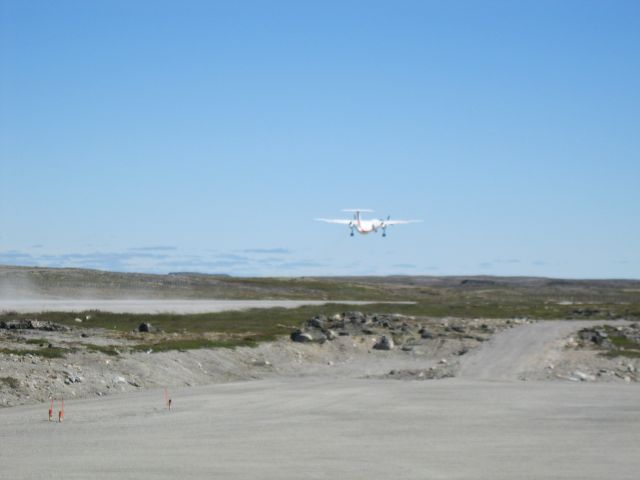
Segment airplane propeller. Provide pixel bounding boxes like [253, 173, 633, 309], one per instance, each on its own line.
[382, 215, 390, 237]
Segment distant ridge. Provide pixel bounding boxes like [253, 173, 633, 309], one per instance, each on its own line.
[0, 264, 639, 303]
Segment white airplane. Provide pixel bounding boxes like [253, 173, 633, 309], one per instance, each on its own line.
[315, 209, 421, 237]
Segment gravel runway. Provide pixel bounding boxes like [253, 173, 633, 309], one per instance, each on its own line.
[0, 299, 410, 314]
[1, 377, 638, 479]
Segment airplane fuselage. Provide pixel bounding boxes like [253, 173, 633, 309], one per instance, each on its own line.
[315, 208, 419, 237]
[352, 212, 384, 234]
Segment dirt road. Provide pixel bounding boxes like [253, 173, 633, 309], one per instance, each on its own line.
[458, 320, 629, 380]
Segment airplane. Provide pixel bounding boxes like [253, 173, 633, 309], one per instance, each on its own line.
[315, 209, 421, 237]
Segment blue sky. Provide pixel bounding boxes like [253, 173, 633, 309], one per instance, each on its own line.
[1, 0, 638, 278]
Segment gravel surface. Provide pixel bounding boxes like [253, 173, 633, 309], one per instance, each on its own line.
[1, 378, 638, 480]
[0, 299, 411, 314]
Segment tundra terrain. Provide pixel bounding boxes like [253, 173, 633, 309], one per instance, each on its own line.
[1, 266, 639, 479]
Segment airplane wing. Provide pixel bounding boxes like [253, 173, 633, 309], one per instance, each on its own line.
[315, 218, 352, 225]
[383, 219, 422, 225]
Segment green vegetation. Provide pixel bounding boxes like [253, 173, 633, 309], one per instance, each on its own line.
[0, 346, 68, 358]
[4, 265, 640, 308]
[602, 326, 640, 358]
[2, 266, 640, 353]
[132, 336, 258, 353]
[24, 338, 50, 346]
[85, 344, 120, 356]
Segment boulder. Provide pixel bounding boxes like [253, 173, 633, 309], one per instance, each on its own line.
[308, 315, 326, 329]
[419, 329, 433, 339]
[373, 335, 394, 351]
[346, 311, 365, 323]
[290, 330, 326, 344]
[138, 322, 153, 333]
[573, 371, 596, 382]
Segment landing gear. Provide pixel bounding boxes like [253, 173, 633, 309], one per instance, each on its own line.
[382, 227, 387, 237]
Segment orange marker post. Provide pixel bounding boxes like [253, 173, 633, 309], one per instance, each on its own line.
[58, 398, 64, 423]
[48, 399, 54, 422]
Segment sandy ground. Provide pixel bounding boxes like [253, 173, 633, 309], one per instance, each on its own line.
[0, 299, 411, 314]
[1, 320, 639, 479]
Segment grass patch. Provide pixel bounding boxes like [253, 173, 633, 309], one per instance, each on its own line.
[132, 336, 259, 353]
[24, 338, 50, 346]
[85, 344, 120, 356]
[0, 346, 68, 358]
[608, 334, 640, 350]
[605, 350, 640, 358]
[598, 326, 640, 358]
[0, 376, 20, 389]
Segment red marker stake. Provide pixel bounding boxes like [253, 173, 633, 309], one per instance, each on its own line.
[59, 398, 64, 423]
[49, 399, 54, 422]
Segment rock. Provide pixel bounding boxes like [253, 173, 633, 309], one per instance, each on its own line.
[64, 372, 82, 384]
[0, 319, 69, 332]
[373, 335, 394, 351]
[138, 323, 153, 333]
[419, 329, 433, 339]
[578, 328, 608, 345]
[294, 331, 313, 343]
[290, 330, 326, 344]
[346, 312, 365, 323]
[573, 371, 596, 382]
[74, 317, 83, 323]
[252, 359, 271, 367]
[308, 315, 326, 329]
[565, 337, 578, 348]
[480, 324, 495, 333]
[325, 329, 338, 340]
